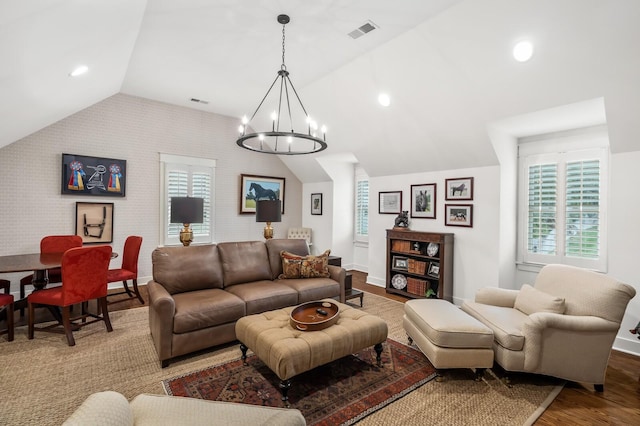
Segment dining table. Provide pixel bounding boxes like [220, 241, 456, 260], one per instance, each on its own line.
[0, 250, 118, 323]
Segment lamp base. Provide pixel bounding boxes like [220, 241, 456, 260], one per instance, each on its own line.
[179, 223, 193, 246]
[263, 222, 274, 240]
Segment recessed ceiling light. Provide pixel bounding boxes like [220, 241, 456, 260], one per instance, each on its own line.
[378, 93, 391, 107]
[513, 41, 534, 62]
[69, 65, 89, 77]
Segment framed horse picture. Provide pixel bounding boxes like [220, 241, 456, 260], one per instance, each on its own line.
[410, 183, 436, 219]
[240, 174, 285, 214]
[445, 177, 474, 201]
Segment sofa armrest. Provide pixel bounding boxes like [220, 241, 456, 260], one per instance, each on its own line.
[474, 287, 519, 307]
[147, 280, 176, 366]
[63, 391, 133, 426]
[328, 265, 346, 303]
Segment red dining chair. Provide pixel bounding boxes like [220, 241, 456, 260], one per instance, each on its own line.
[28, 245, 113, 346]
[0, 279, 9, 294]
[19, 235, 83, 316]
[0, 293, 14, 342]
[107, 236, 144, 306]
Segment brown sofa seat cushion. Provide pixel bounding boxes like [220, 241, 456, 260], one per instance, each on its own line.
[172, 289, 246, 334]
[276, 277, 340, 303]
[152, 245, 224, 294]
[218, 241, 273, 287]
[225, 280, 298, 315]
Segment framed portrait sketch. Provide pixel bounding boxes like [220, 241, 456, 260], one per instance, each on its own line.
[379, 191, 402, 214]
[62, 153, 126, 197]
[311, 193, 323, 215]
[445, 204, 473, 227]
[410, 183, 436, 219]
[445, 177, 473, 201]
[240, 174, 285, 214]
[75, 202, 114, 244]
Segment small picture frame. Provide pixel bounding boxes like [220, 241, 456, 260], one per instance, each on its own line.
[427, 262, 440, 278]
[311, 193, 323, 215]
[75, 202, 114, 244]
[445, 177, 474, 201]
[445, 204, 473, 227]
[392, 256, 409, 271]
[410, 183, 436, 219]
[379, 191, 402, 214]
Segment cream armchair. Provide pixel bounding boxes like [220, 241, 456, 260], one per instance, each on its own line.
[461, 264, 635, 391]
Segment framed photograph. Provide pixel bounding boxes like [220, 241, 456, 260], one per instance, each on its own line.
[410, 183, 437, 219]
[379, 191, 402, 214]
[445, 204, 473, 227]
[75, 202, 114, 244]
[445, 177, 474, 201]
[392, 256, 409, 271]
[62, 153, 126, 197]
[427, 262, 440, 278]
[240, 174, 285, 214]
[311, 193, 323, 215]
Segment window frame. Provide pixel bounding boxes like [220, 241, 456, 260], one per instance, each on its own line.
[159, 153, 216, 246]
[354, 166, 369, 244]
[517, 129, 609, 271]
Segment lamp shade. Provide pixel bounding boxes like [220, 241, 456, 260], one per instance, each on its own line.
[170, 197, 204, 224]
[256, 199, 282, 223]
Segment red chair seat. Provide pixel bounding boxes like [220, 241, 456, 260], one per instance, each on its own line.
[106, 236, 144, 306]
[107, 269, 135, 282]
[0, 292, 15, 342]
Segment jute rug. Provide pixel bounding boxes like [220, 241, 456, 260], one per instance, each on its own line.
[0, 292, 563, 425]
[163, 338, 437, 426]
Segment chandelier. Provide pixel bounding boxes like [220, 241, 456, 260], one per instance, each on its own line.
[236, 14, 327, 155]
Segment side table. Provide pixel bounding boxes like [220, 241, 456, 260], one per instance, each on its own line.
[328, 256, 364, 307]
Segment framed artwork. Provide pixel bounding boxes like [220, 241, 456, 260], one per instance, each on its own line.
[240, 174, 285, 214]
[427, 262, 440, 278]
[392, 256, 409, 271]
[410, 183, 436, 219]
[445, 177, 474, 201]
[311, 193, 323, 215]
[75, 202, 114, 244]
[379, 191, 402, 214]
[62, 153, 126, 197]
[445, 204, 473, 227]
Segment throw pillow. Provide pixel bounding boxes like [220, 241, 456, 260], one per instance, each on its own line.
[514, 284, 566, 315]
[279, 249, 331, 279]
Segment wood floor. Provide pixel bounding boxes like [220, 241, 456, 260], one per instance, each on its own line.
[5, 272, 639, 424]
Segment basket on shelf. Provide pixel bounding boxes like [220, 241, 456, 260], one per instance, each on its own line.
[407, 258, 427, 275]
[407, 277, 427, 296]
[392, 240, 411, 252]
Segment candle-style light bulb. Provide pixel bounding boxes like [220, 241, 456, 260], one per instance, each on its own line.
[241, 115, 248, 125]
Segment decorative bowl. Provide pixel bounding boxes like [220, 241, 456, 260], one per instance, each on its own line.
[290, 300, 340, 331]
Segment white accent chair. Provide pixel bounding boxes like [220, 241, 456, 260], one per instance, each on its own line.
[287, 227, 312, 251]
[461, 264, 636, 391]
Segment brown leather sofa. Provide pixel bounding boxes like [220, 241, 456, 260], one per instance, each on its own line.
[148, 239, 346, 367]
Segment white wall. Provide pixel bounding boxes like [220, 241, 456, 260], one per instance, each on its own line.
[0, 94, 302, 290]
[302, 181, 332, 255]
[367, 166, 501, 305]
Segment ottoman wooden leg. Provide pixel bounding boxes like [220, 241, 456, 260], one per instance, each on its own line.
[407, 334, 413, 345]
[279, 379, 292, 407]
[374, 343, 383, 367]
[240, 343, 248, 365]
[475, 368, 486, 381]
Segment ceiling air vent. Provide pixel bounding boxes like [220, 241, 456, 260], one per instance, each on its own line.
[348, 20, 378, 39]
[190, 98, 209, 105]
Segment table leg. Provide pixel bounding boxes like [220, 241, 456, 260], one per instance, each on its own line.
[279, 379, 291, 407]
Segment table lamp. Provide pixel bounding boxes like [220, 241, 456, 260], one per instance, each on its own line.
[170, 197, 204, 246]
[256, 199, 281, 239]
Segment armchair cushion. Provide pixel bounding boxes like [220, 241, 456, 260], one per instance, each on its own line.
[514, 284, 566, 315]
[461, 302, 528, 351]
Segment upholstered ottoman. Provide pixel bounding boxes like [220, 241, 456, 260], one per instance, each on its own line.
[403, 299, 494, 379]
[236, 299, 388, 404]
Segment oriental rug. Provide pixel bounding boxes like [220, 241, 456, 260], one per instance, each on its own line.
[163, 338, 437, 426]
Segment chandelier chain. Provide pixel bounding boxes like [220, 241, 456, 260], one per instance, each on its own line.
[281, 23, 286, 69]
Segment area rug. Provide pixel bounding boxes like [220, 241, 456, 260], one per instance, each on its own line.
[163, 338, 436, 426]
[0, 292, 564, 425]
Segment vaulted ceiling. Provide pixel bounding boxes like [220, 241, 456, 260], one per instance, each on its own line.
[2, 0, 639, 182]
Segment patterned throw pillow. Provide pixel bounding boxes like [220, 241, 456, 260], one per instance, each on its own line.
[279, 249, 331, 279]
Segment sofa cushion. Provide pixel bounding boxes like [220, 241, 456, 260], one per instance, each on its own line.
[172, 289, 246, 334]
[279, 250, 331, 279]
[461, 301, 528, 351]
[225, 280, 299, 315]
[152, 245, 224, 294]
[218, 241, 272, 287]
[514, 284, 566, 315]
[276, 277, 340, 303]
[266, 239, 310, 279]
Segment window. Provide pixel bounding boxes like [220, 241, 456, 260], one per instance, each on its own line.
[160, 153, 216, 246]
[517, 128, 608, 271]
[355, 166, 369, 242]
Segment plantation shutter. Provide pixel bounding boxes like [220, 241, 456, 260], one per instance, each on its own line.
[527, 163, 557, 255]
[161, 154, 216, 246]
[355, 179, 369, 237]
[565, 159, 600, 259]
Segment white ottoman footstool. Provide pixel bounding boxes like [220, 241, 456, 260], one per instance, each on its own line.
[403, 299, 494, 379]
